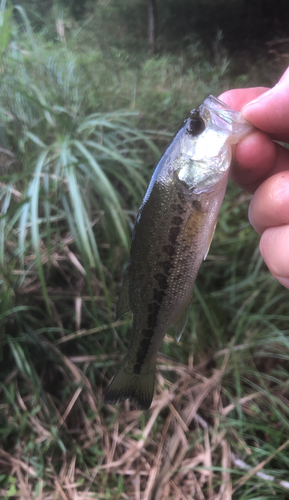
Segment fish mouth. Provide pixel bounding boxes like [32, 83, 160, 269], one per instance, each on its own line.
[203, 95, 254, 140]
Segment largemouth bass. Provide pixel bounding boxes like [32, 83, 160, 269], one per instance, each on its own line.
[104, 96, 254, 410]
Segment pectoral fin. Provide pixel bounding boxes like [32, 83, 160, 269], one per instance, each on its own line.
[173, 296, 192, 342]
[203, 218, 218, 260]
[116, 269, 131, 320]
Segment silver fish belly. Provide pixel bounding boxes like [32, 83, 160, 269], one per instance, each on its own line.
[104, 96, 254, 410]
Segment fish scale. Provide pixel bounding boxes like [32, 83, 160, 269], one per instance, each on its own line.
[104, 96, 254, 410]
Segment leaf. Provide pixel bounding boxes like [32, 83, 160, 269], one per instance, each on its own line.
[29, 150, 51, 314]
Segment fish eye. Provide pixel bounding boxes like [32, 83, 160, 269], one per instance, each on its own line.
[187, 117, 205, 136]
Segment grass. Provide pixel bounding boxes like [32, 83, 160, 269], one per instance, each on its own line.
[1, 1, 289, 499]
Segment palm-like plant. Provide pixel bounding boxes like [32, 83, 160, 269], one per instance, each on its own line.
[0, 4, 158, 309]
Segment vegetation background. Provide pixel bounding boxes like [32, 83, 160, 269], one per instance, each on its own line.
[1, 0, 289, 498]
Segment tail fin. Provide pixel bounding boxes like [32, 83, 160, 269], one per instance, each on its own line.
[104, 357, 155, 411]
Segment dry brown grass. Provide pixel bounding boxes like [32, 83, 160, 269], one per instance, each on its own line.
[2, 338, 289, 500]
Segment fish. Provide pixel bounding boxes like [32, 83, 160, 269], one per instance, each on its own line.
[104, 96, 254, 410]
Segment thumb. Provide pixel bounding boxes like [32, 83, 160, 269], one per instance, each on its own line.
[242, 67, 289, 138]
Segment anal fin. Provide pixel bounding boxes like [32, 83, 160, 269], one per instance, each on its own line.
[173, 296, 192, 342]
[203, 217, 218, 261]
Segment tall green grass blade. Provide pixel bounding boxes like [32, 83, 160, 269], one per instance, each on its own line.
[0, 186, 12, 264]
[0, 2, 13, 65]
[14, 5, 38, 55]
[64, 164, 95, 268]
[73, 139, 129, 249]
[29, 150, 51, 314]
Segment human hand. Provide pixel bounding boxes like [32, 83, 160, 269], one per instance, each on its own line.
[219, 67, 289, 289]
